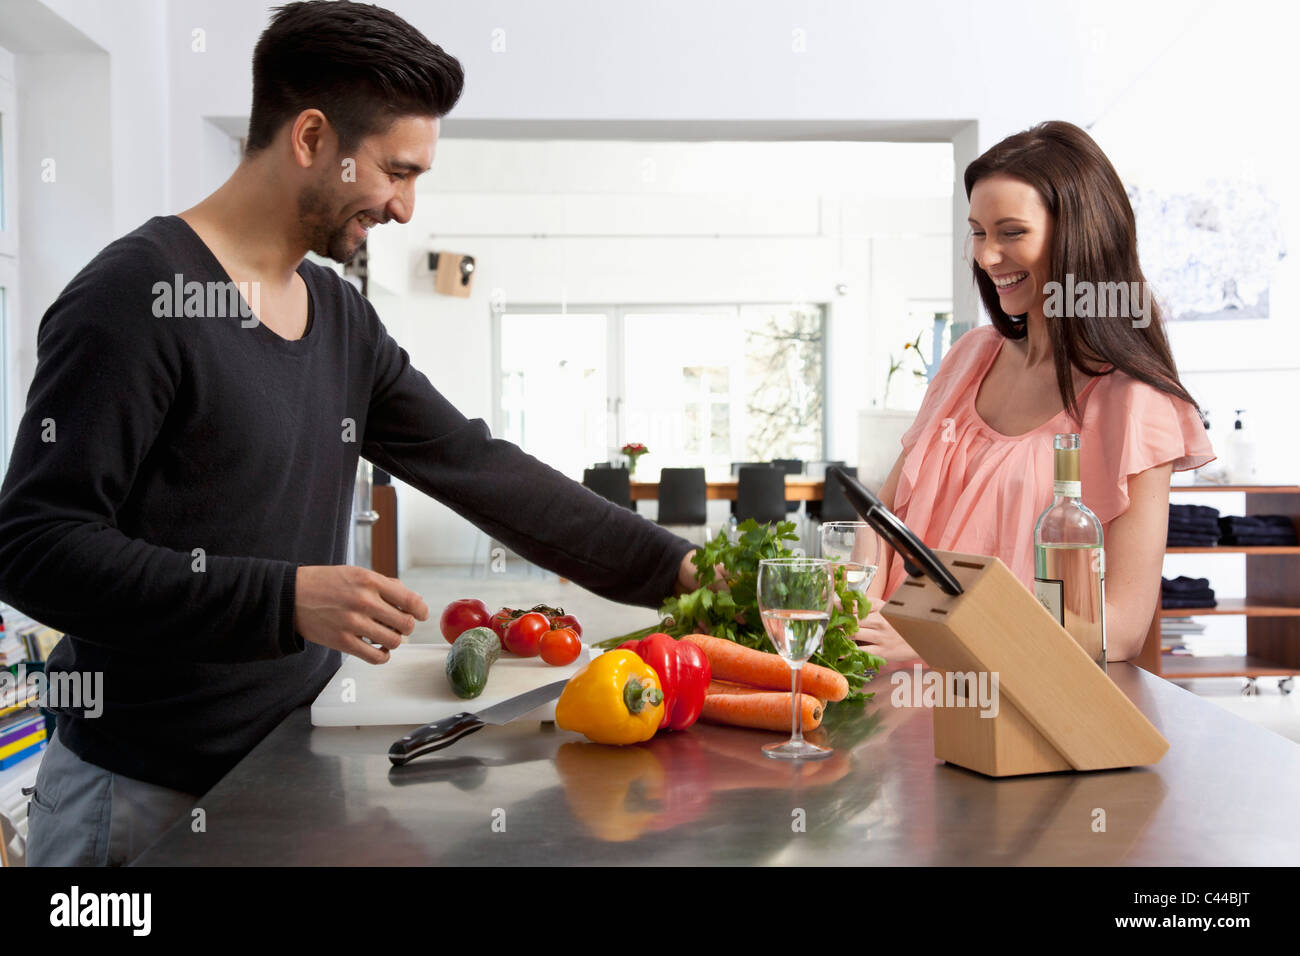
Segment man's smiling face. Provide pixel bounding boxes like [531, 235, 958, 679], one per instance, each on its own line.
[297, 115, 438, 263]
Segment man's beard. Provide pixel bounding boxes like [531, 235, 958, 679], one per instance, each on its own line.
[297, 181, 364, 263]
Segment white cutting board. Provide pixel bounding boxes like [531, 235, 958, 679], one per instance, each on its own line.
[309, 642, 591, 727]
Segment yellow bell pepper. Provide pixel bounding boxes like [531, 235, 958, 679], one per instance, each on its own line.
[555, 650, 665, 745]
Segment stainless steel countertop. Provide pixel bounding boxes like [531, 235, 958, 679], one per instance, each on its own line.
[134, 663, 1300, 865]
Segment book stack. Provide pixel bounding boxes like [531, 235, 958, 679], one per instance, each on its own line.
[0, 604, 63, 665]
[0, 711, 46, 771]
[1160, 617, 1205, 657]
[0, 606, 56, 773]
[0, 676, 45, 771]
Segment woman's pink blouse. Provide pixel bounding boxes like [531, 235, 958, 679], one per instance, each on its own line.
[881, 324, 1215, 599]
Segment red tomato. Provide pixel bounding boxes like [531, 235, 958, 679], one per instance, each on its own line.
[504, 612, 551, 657]
[440, 599, 491, 643]
[489, 607, 521, 643]
[539, 628, 581, 666]
[549, 613, 583, 639]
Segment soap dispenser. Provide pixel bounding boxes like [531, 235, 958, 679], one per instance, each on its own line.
[1226, 409, 1257, 485]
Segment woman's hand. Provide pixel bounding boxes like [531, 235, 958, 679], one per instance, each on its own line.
[854, 609, 922, 663]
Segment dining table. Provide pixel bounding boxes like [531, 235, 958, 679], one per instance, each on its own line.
[630, 477, 825, 502]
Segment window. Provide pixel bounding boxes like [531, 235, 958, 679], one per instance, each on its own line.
[495, 304, 826, 478]
[496, 311, 609, 480]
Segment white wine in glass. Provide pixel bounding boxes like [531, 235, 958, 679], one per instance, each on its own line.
[757, 557, 834, 760]
[820, 521, 880, 595]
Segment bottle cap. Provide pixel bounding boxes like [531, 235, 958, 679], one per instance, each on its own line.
[1053, 433, 1081, 482]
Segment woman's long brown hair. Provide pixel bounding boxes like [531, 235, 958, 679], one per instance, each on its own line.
[963, 121, 1201, 423]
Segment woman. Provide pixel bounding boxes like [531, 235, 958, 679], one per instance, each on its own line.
[857, 121, 1214, 663]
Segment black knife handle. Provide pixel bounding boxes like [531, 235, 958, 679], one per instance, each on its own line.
[389, 712, 486, 766]
[828, 465, 964, 596]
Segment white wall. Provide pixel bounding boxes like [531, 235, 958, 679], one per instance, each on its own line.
[2, 0, 169, 406]
[40, 0, 171, 236]
[11, 52, 111, 401]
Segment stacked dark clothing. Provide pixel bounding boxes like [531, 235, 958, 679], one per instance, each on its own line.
[1161, 575, 1217, 609]
[1167, 503, 1220, 547]
[1217, 514, 1298, 546]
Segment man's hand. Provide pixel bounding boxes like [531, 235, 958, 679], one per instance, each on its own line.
[674, 549, 729, 596]
[293, 565, 429, 664]
[675, 550, 699, 595]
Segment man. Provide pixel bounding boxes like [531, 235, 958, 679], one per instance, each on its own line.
[0, 1, 698, 866]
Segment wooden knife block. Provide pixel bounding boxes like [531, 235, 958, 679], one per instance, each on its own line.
[881, 549, 1169, 777]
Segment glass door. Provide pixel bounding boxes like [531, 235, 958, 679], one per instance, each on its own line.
[495, 310, 609, 479]
[622, 308, 741, 477]
[494, 304, 826, 481]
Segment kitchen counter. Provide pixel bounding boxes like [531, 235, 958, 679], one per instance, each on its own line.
[134, 663, 1300, 865]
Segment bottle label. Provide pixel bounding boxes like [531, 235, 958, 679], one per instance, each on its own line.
[1034, 576, 1065, 626]
[1053, 480, 1082, 498]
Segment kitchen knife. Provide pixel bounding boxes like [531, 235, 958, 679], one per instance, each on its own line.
[388, 678, 570, 766]
[829, 465, 964, 596]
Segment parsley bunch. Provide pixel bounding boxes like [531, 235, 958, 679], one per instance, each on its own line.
[597, 519, 885, 701]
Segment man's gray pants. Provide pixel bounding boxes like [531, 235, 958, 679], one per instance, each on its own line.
[25, 728, 197, 866]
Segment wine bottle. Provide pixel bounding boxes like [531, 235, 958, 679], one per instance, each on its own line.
[1033, 433, 1107, 670]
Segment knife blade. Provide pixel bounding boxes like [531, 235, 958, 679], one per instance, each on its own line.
[388, 678, 571, 766]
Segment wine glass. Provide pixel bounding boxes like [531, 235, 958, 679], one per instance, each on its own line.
[820, 521, 881, 596]
[757, 557, 835, 760]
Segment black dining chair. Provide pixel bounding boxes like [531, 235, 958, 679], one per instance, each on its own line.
[771, 458, 804, 515]
[656, 467, 708, 527]
[813, 465, 860, 525]
[582, 467, 634, 511]
[735, 466, 789, 526]
[729, 462, 773, 517]
[804, 460, 846, 522]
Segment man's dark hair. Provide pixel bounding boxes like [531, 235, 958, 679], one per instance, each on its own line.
[245, 0, 464, 154]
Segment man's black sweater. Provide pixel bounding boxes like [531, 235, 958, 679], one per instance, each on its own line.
[0, 216, 693, 795]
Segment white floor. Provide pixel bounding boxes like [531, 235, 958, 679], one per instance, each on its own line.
[1167, 677, 1300, 744]
[402, 563, 1300, 747]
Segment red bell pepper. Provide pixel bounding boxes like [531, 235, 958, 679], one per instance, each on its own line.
[617, 633, 711, 731]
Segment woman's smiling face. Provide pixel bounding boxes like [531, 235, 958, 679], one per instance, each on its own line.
[968, 174, 1054, 317]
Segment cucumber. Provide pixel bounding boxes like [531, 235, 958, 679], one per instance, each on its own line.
[446, 627, 501, 699]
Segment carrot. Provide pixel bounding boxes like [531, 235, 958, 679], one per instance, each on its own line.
[707, 679, 829, 714]
[700, 690, 823, 732]
[685, 634, 849, 702]
[708, 679, 764, 695]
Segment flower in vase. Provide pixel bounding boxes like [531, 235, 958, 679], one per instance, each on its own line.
[620, 442, 648, 476]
